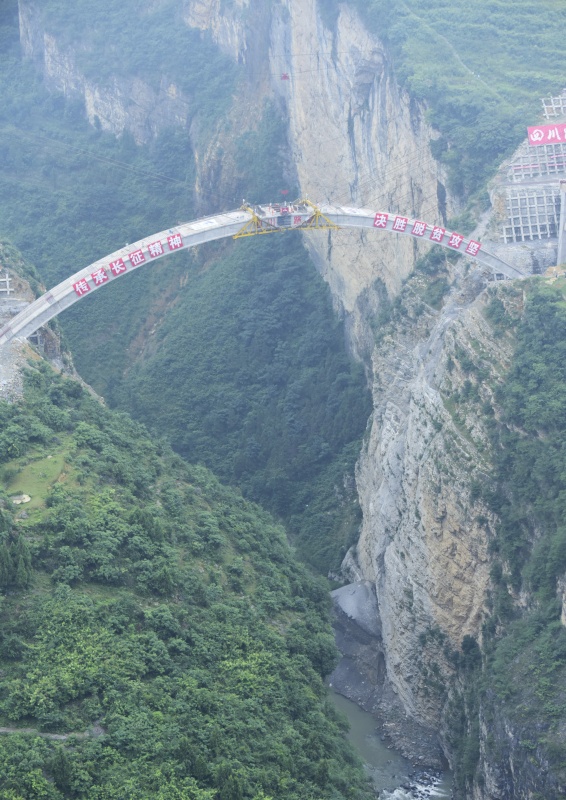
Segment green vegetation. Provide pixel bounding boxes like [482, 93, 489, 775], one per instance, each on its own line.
[114, 234, 371, 572]
[0, 1, 197, 379]
[484, 287, 566, 760]
[33, 0, 566, 202]
[40, 0, 238, 135]
[486, 285, 566, 599]
[6, 0, 566, 790]
[446, 284, 566, 794]
[0, 363, 372, 800]
[339, 0, 566, 195]
[0, 7, 370, 573]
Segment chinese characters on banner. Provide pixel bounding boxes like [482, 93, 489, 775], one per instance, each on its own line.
[167, 233, 184, 250]
[91, 268, 109, 286]
[73, 279, 90, 297]
[109, 258, 127, 276]
[448, 233, 464, 249]
[70, 221, 483, 303]
[465, 240, 481, 256]
[148, 241, 164, 258]
[372, 213, 481, 257]
[129, 249, 146, 267]
[527, 124, 566, 146]
[69, 231, 187, 298]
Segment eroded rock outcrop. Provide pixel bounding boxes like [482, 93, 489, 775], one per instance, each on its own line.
[338, 265, 516, 762]
[17, 0, 463, 751]
[476, 696, 565, 800]
[19, 1, 192, 145]
[187, 0, 452, 349]
[269, 0, 450, 337]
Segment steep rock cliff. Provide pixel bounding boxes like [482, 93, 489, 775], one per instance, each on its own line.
[18, 0, 450, 342]
[475, 696, 565, 800]
[183, 0, 251, 62]
[186, 0, 452, 355]
[269, 1, 450, 335]
[19, 2, 192, 144]
[343, 265, 566, 799]
[18, 0, 474, 748]
[18, 0, 482, 769]
[336, 263, 512, 763]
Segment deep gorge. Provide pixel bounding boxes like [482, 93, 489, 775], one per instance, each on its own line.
[0, 0, 565, 797]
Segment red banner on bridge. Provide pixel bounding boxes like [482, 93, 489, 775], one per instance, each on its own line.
[527, 124, 566, 146]
[73, 279, 90, 297]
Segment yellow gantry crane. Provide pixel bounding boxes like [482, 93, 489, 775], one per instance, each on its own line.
[234, 199, 340, 238]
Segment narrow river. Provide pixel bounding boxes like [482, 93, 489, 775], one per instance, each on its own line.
[329, 689, 452, 799]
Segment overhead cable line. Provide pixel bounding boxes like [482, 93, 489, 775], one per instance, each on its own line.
[0, 126, 189, 186]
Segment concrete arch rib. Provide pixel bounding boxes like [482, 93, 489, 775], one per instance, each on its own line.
[0, 202, 523, 348]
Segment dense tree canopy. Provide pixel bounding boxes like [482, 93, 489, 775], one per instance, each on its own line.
[443, 284, 566, 794]
[0, 5, 371, 573]
[335, 0, 566, 196]
[0, 363, 372, 800]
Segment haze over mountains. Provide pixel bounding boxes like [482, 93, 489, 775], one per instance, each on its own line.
[0, 1, 566, 797]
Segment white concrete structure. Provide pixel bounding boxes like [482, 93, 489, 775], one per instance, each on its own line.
[0, 271, 12, 295]
[0, 202, 525, 348]
[558, 181, 566, 265]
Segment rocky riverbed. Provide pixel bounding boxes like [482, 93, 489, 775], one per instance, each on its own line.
[330, 581, 446, 768]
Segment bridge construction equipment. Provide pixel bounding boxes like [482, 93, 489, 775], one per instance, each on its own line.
[0, 201, 524, 349]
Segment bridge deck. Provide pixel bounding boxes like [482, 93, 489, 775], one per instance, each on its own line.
[0, 202, 524, 348]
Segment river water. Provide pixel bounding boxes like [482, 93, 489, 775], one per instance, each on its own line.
[330, 689, 452, 799]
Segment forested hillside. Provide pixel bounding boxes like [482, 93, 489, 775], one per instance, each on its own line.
[443, 283, 566, 796]
[2, 0, 563, 577]
[2, 0, 566, 797]
[0, 1, 370, 572]
[115, 235, 371, 571]
[0, 357, 372, 800]
[341, 0, 566, 195]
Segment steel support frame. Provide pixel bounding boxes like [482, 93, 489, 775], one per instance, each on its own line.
[233, 199, 340, 239]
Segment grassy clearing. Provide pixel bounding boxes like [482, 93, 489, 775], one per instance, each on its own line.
[4, 438, 73, 515]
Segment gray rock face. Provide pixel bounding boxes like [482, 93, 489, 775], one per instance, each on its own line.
[330, 581, 446, 767]
[330, 582, 384, 712]
[268, 0, 451, 341]
[19, 1, 192, 145]
[332, 580, 382, 638]
[20, 2, 563, 791]
[0, 337, 26, 402]
[14, 0, 465, 768]
[475, 696, 566, 800]
[349, 268, 503, 733]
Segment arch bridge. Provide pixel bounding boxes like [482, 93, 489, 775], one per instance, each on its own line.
[0, 200, 524, 347]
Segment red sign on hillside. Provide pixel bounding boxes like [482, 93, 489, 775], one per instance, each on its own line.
[527, 124, 566, 146]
